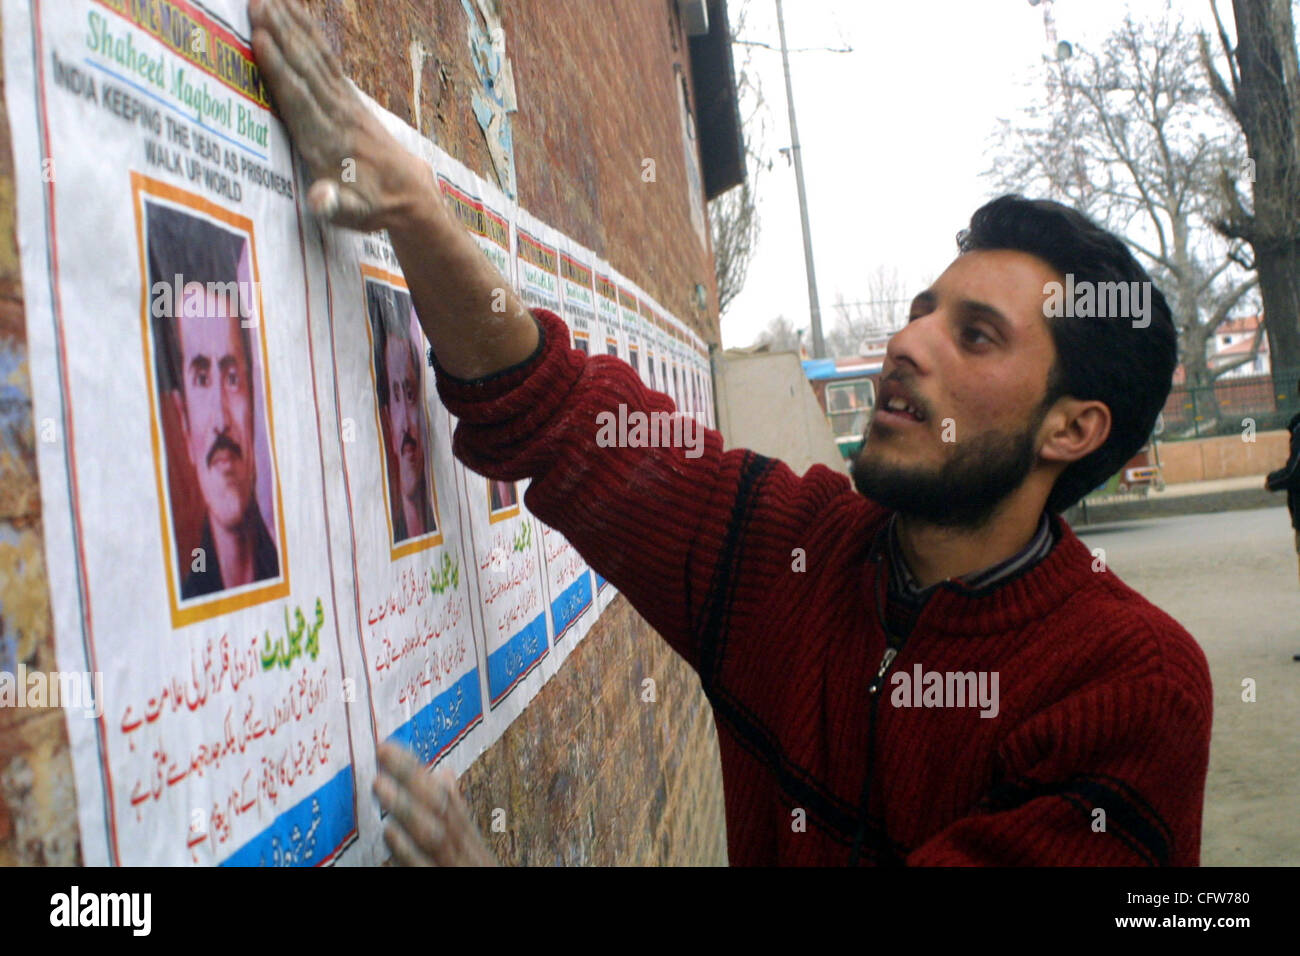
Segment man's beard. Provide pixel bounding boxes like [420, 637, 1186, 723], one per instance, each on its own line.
[850, 413, 1043, 529]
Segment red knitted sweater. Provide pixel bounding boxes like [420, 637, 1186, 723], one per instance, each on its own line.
[434, 307, 1213, 866]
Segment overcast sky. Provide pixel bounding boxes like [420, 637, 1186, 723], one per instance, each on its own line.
[721, 0, 1233, 350]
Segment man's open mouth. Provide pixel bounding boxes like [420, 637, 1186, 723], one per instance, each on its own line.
[876, 377, 929, 425]
[878, 396, 926, 424]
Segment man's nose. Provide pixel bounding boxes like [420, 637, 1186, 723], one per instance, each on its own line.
[884, 312, 936, 376]
[219, 380, 237, 429]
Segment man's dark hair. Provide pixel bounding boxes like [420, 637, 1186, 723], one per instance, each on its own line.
[147, 202, 255, 402]
[957, 195, 1177, 513]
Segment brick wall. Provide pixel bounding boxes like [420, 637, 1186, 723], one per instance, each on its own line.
[0, 0, 727, 866]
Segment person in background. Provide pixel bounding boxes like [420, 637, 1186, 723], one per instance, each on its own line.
[1264, 379, 1300, 661]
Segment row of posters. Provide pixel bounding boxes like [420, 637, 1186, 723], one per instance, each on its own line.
[4, 0, 715, 865]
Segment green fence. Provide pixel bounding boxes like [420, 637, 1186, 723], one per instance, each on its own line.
[1160, 366, 1300, 440]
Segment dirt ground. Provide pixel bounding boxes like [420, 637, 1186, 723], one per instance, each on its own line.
[1076, 505, 1299, 866]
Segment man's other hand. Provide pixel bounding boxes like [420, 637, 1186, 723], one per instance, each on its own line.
[249, 0, 432, 231]
[373, 743, 500, 866]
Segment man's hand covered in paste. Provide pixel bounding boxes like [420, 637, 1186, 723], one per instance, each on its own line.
[249, 0, 433, 231]
[373, 744, 499, 867]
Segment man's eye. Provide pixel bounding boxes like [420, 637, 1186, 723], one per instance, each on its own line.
[962, 326, 993, 345]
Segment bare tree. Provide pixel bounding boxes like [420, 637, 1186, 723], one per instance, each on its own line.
[752, 314, 803, 353]
[1202, 0, 1300, 377]
[827, 266, 908, 356]
[988, 6, 1260, 430]
[713, 2, 852, 318]
[711, 0, 771, 317]
[712, 181, 763, 317]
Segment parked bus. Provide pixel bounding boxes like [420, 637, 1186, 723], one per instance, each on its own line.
[801, 356, 883, 462]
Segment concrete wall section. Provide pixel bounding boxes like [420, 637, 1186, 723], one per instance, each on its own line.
[1156, 430, 1289, 484]
[715, 349, 849, 479]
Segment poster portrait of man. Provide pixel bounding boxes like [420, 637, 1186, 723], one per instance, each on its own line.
[144, 198, 285, 616]
[365, 275, 441, 553]
[488, 478, 518, 518]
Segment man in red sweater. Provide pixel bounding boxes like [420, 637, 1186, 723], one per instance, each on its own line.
[251, 0, 1213, 866]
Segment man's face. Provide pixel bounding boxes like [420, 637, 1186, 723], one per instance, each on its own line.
[385, 332, 425, 501]
[176, 288, 257, 533]
[851, 249, 1063, 528]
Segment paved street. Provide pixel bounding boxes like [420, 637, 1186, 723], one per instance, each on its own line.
[1076, 506, 1299, 866]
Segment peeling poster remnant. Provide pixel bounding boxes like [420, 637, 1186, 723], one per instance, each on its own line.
[461, 0, 518, 199]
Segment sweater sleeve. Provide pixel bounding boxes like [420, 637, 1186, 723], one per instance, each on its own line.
[431, 307, 853, 676]
[906, 670, 1212, 866]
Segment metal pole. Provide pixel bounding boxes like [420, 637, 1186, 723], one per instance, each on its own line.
[775, 0, 826, 359]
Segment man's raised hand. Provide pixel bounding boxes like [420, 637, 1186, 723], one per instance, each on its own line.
[249, 0, 432, 231]
[250, 0, 538, 380]
[373, 743, 500, 867]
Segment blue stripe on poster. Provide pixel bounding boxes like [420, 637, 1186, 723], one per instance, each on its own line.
[487, 611, 548, 705]
[550, 571, 592, 641]
[221, 765, 356, 867]
[594, 572, 609, 593]
[387, 668, 484, 766]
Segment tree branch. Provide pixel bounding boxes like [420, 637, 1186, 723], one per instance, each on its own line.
[733, 39, 853, 54]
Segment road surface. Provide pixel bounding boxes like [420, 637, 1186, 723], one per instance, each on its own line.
[1076, 506, 1298, 866]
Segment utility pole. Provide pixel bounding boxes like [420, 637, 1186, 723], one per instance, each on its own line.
[775, 0, 826, 359]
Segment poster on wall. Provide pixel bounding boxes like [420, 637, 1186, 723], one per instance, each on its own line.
[689, 335, 704, 422]
[509, 210, 593, 665]
[319, 223, 485, 776]
[673, 322, 690, 416]
[643, 301, 660, 394]
[544, 235, 599, 654]
[561, 244, 596, 357]
[450, 455, 549, 712]
[595, 266, 624, 362]
[428, 159, 549, 717]
[671, 321, 688, 416]
[7, 0, 361, 865]
[590, 266, 621, 609]
[616, 280, 644, 383]
[436, 156, 515, 295]
[656, 308, 677, 408]
[516, 211, 560, 316]
[662, 312, 679, 408]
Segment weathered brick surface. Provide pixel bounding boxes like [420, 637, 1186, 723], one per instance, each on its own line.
[0, 0, 726, 866]
[0, 10, 82, 868]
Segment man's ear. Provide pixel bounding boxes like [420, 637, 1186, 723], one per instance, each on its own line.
[1038, 397, 1111, 467]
